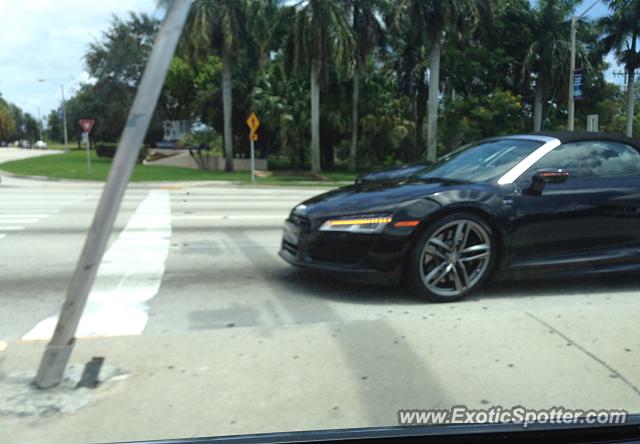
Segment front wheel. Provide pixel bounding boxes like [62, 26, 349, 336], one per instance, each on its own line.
[408, 213, 495, 302]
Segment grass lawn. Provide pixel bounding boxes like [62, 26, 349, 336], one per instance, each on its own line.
[43, 143, 71, 150]
[0, 149, 358, 185]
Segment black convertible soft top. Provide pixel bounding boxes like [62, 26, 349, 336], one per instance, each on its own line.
[526, 131, 640, 150]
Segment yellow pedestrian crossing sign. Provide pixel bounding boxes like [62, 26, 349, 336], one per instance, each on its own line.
[246, 112, 260, 139]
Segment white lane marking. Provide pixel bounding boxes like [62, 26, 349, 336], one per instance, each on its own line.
[171, 197, 316, 201]
[0, 196, 88, 200]
[0, 209, 61, 212]
[173, 215, 285, 220]
[0, 197, 143, 201]
[0, 218, 37, 224]
[0, 234, 6, 241]
[23, 190, 172, 340]
[0, 202, 85, 206]
[0, 226, 24, 231]
[0, 214, 51, 218]
[170, 203, 294, 206]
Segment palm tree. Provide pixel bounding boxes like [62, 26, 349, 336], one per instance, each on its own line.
[406, 0, 482, 162]
[522, 0, 576, 132]
[346, 0, 384, 172]
[289, 0, 354, 174]
[599, 0, 640, 137]
[181, 0, 249, 172]
[246, 0, 287, 68]
[385, 1, 428, 162]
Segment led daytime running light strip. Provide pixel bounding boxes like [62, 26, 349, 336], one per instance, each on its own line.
[327, 217, 392, 226]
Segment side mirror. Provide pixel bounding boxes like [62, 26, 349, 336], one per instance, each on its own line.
[525, 168, 570, 196]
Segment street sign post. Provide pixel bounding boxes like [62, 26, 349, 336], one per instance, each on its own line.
[79, 119, 95, 175]
[246, 113, 260, 183]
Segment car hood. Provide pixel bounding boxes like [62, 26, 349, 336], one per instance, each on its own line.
[294, 180, 452, 218]
[356, 163, 429, 183]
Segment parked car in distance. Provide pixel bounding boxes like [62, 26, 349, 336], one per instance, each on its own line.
[34, 140, 47, 149]
[19, 140, 32, 149]
[280, 131, 640, 302]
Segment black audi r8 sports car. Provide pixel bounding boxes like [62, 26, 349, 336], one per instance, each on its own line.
[279, 132, 640, 302]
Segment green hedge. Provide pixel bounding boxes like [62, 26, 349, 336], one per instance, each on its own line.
[95, 142, 147, 162]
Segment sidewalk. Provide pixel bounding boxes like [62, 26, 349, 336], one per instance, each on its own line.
[0, 148, 61, 165]
[0, 148, 351, 188]
[2, 304, 639, 444]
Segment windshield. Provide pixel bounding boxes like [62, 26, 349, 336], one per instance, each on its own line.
[417, 139, 544, 182]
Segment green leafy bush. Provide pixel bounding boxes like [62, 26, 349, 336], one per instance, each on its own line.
[95, 142, 147, 163]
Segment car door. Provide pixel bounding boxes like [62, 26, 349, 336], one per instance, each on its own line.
[508, 140, 640, 272]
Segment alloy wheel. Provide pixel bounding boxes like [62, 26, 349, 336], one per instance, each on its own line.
[420, 219, 492, 298]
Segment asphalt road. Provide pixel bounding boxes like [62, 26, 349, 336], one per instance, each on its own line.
[2, 173, 640, 341]
[2, 167, 640, 436]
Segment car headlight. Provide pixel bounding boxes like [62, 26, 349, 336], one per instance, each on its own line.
[319, 215, 393, 234]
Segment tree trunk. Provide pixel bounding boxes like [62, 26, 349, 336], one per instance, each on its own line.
[626, 68, 635, 137]
[533, 84, 543, 132]
[415, 74, 428, 162]
[427, 40, 441, 162]
[222, 48, 234, 172]
[310, 60, 321, 174]
[348, 65, 360, 172]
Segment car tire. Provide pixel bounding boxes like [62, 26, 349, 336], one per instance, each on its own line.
[408, 212, 495, 302]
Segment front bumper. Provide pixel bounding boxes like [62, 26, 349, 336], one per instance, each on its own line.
[278, 248, 395, 285]
[278, 217, 415, 285]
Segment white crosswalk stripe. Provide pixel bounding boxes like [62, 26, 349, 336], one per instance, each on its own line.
[13, 183, 326, 339]
[0, 183, 319, 241]
[0, 212, 55, 237]
[0, 189, 70, 238]
[23, 190, 172, 340]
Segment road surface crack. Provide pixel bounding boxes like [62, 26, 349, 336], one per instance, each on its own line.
[526, 311, 640, 398]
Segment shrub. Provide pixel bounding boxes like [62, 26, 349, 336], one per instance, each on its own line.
[95, 142, 148, 162]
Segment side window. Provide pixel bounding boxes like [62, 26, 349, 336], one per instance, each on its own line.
[527, 141, 640, 178]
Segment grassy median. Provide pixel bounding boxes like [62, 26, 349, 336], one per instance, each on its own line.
[0, 150, 357, 185]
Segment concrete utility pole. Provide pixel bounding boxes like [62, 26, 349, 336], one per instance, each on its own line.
[38, 79, 69, 152]
[33, 0, 193, 389]
[568, 0, 600, 131]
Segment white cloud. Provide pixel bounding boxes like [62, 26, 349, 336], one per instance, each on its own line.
[0, 0, 161, 119]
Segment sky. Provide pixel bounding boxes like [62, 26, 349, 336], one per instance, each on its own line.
[531, 1, 622, 84]
[0, 0, 161, 121]
[0, 1, 624, 124]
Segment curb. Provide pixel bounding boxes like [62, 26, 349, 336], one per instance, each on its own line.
[0, 169, 240, 185]
[0, 169, 349, 188]
[0, 169, 68, 182]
